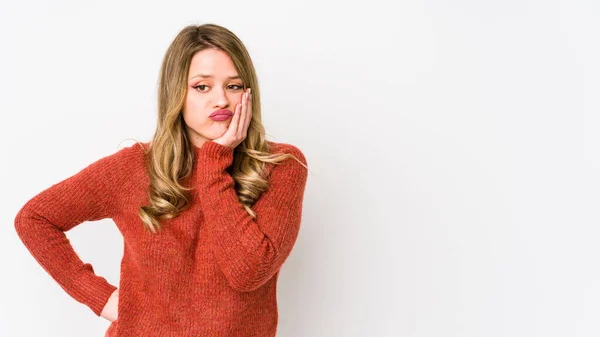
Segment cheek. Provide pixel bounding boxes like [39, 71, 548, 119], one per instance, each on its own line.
[232, 99, 242, 111]
[185, 90, 210, 108]
[182, 101, 203, 125]
[185, 95, 199, 111]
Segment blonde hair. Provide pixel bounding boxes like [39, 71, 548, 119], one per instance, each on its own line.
[136, 23, 306, 233]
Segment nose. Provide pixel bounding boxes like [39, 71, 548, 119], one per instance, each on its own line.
[213, 87, 230, 109]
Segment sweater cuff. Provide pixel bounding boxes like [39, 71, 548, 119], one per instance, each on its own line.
[70, 270, 118, 316]
[195, 141, 235, 172]
[197, 141, 235, 159]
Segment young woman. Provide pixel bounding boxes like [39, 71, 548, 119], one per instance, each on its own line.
[14, 23, 309, 337]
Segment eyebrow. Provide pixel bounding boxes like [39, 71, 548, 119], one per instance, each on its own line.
[189, 74, 241, 80]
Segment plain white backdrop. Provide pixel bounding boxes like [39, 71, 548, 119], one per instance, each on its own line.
[1, 0, 599, 336]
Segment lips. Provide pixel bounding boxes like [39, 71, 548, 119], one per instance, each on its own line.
[209, 109, 233, 121]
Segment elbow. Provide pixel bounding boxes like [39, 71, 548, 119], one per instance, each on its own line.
[225, 258, 280, 292]
[228, 280, 263, 293]
[14, 204, 32, 238]
[13, 202, 48, 245]
[227, 272, 275, 293]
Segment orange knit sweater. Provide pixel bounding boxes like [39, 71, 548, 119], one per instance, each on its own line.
[14, 140, 308, 337]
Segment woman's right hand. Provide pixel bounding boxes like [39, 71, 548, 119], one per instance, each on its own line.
[101, 288, 119, 322]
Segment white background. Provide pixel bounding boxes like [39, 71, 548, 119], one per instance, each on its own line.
[1, 0, 599, 336]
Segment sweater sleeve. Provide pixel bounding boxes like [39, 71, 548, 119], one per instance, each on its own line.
[13, 145, 135, 316]
[195, 141, 308, 292]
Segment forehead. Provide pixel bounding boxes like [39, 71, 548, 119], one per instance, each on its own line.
[188, 49, 238, 77]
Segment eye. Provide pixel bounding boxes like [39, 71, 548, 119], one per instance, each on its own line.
[228, 84, 244, 90]
[192, 84, 243, 92]
[192, 85, 209, 92]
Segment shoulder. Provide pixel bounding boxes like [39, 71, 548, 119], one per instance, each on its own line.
[118, 140, 150, 156]
[82, 140, 149, 178]
[103, 140, 148, 162]
[262, 141, 308, 185]
[258, 141, 308, 196]
[266, 141, 307, 166]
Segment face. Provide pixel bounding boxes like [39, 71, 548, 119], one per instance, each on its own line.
[183, 48, 245, 148]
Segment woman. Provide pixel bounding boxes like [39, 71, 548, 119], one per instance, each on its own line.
[14, 23, 309, 337]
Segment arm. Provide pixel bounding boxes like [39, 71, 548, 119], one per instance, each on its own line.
[195, 141, 308, 292]
[14, 145, 136, 316]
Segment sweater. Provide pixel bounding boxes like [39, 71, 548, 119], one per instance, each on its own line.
[14, 140, 308, 337]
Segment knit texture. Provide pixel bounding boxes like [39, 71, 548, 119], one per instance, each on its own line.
[14, 140, 308, 337]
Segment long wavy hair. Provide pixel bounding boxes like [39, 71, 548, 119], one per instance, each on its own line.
[137, 23, 306, 233]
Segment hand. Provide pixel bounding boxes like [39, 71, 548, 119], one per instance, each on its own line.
[212, 88, 252, 149]
[101, 288, 119, 322]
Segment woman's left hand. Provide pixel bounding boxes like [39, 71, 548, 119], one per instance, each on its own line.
[213, 88, 252, 149]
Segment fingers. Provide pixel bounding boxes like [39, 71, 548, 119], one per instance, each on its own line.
[237, 89, 251, 139]
[221, 88, 251, 148]
[244, 89, 252, 136]
[240, 90, 249, 138]
[229, 101, 242, 136]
